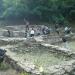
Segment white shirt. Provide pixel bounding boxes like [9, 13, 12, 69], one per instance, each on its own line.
[65, 27, 68, 31]
[30, 30, 34, 34]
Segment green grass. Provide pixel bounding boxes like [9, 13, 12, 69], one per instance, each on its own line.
[9, 44, 71, 72]
[20, 72, 31, 75]
[0, 62, 10, 71]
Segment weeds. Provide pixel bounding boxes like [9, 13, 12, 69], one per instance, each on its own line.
[20, 72, 30, 75]
[0, 62, 10, 71]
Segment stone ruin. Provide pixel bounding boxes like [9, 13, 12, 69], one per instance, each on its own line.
[0, 25, 75, 75]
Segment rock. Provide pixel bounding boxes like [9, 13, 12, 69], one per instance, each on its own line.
[47, 65, 62, 74]
[39, 66, 44, 72]
[34, 36, 44, 42]
[31, 69, 40, 75]
[64, 73, 69, 75]
[53, 69, 65, 75]
[63, 65, 73, 72]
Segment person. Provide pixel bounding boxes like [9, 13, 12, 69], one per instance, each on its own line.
[45, 26, 50, 35]
[24, 18, 29, 25]
[55, 24, 59, 30]
[56, 28, 60, 35]
[64, 26, 68, 31]
[67, 27, 71, 34]
[42, 26, 50, 35]
[41, 25, 45, 35]
[62, 36, 70, 50]
[62, 37, 67, 43]
[37, 28, 41, 36]
[24, 18, 29, 38]
[30, 28, 35, 37]
[64, 27, 72, 35]
[64, 27, 68, 34]
[0, 49, 6, 64]
[7, 29, 11, 37]
[62, 36, 67, 48]
[25, 24, 29, 38]
[55, 24, 60, 35]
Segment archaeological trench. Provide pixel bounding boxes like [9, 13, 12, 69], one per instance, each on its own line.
[0, 25, 75, 75]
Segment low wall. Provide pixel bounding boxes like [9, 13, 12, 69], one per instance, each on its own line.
[2, 42, 75, 75]
[4, 53, 75, 75]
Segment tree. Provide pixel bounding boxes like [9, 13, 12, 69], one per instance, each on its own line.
[0, 0, 3, 17]
[0, 0, 75, 23]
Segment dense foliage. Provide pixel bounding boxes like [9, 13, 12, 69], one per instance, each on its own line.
[0, 0, 75, 23]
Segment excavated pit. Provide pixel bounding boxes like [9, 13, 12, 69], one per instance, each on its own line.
[0, 25, 75, 75]
[0, 38, 74, 75]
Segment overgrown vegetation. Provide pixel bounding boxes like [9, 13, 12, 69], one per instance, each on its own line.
[0, 0, 75, 23]
[0, 62, 10, 70]
[20, 72, 31, 75]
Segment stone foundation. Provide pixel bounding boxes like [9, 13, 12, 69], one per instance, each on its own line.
[0, 25, 75, 75]
[4, 53, 75, 75]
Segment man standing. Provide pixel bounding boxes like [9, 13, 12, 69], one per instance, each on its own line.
[7, 29, 11, 37]
[62, 36, 70, 50]
[55, 24, 60, 35]
[30, 28, 35, 37]
[24, 18, 29, 38]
